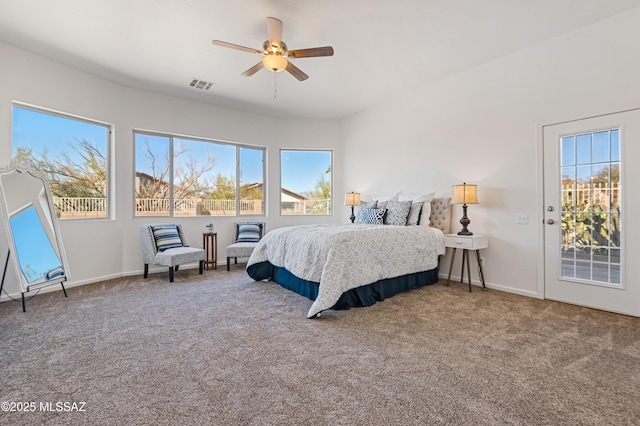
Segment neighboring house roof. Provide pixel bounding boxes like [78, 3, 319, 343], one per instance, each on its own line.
[243, 182, 308, 201]
[240, 182, 263, 191]
[281, 187, 307, 201]
[136, 170, 168, 184]
[135, 171, 169, 193]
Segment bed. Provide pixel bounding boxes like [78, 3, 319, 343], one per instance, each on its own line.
[246, 197, 451, 318]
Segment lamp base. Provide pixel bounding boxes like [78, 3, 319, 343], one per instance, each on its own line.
[350, 206, 356, 223]
[458, 203, 473, 235]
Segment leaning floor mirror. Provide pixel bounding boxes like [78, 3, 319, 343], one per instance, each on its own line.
[0, 159, 70, 312]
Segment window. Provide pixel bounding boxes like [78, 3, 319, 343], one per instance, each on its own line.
[134, 131, 264, 217]
[561, 129, 621, 284]
[11, 104, 111, 219]
[239, 147, 266, 215]
[280, 150, 332, 215]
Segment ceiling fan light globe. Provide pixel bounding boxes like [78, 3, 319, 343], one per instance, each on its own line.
[262, 54, 288, 72]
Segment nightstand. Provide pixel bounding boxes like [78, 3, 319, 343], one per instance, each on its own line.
[445, 234, 488, 292]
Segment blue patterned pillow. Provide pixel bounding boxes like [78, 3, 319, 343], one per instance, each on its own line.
[355, 201, 377, 224]
[362, 208, 386, 224]
[151, 225, 183, 252]
[46, 266, 65, 280]
[384, 200, 413, 226]
[237, 223, 262, 242]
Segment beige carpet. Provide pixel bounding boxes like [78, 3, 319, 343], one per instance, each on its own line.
[1, 267, 639, 425]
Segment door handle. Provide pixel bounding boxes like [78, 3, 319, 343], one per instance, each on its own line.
[546, 219, 555, 225]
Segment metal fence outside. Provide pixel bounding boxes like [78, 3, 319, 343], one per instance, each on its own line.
[53, 197, 331, 217]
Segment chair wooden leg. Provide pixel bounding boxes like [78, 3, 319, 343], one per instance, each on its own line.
[143, 264, 149, 278]
[175, 265, 180, 271]
[227, 257, 230, 271]
[61, 282, 68, 298]
[199, 260, 204, 274]
[169, 267, 174, 282]
[234, 257, 238, 264]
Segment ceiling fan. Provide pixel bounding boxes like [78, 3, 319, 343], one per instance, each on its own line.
[212, 17, 334, 81]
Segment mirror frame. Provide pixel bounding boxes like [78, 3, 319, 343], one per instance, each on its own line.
[0, 159, 70, 295]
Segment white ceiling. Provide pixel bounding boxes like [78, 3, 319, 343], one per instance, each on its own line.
[0, 0, 638, 120]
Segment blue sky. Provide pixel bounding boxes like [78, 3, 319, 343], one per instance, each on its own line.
[12, 106, 108, 161]
[134, 134, 264, 187]
[13, 105, 331, 194]
[561, 130, 620, 184]
[561, 130, 620, 167]
[281, 150, 331, 194]
[135, 137, 331, 194]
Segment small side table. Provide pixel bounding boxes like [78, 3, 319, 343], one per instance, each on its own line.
[203, 232, 218, 270]
[445, 234, 488, 292]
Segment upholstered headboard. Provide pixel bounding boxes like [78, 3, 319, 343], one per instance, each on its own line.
[429, 197, 452, 234]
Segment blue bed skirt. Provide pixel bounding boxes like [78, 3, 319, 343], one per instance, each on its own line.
[247, 261, 439, 313]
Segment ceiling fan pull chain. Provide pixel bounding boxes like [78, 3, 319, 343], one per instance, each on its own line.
[274, 73, 278, 100]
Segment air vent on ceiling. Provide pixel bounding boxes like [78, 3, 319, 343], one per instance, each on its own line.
[189, 79, 214, 90]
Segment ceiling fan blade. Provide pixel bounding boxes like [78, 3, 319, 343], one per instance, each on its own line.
[285, 61, 309, 81]
[242, 62, 264, 77]
[266, 17, 283, 45]
[287, 46, 334, 58]
[212, 40, 263, 55]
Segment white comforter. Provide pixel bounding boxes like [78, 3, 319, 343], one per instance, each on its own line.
[247, 223, 445, 318]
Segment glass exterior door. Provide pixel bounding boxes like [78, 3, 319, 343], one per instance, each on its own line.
[543, 110, 640, 317]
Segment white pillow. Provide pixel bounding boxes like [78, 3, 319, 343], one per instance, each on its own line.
[372, 192, 400, 203]
[418, 202, 433, 227]
[406, 202, 424, 226]
[398, 191, 435, 203]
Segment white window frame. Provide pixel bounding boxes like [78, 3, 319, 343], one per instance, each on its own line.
[133, 130, 265, 218]
[11, 102, 113, 220]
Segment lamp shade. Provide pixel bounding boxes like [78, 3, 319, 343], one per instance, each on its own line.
[345, 192, 361, 207]
[452, 183, 478, 205]
[262, 54, 288, 72]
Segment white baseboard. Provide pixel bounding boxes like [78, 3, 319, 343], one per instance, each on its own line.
[0, 271, 123, 303]
[438, 272, 539, 298]
[0, 262, 213, 304]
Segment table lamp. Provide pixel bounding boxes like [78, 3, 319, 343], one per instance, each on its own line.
[345, 192, 361, 223]
[452, 183, 478, 235]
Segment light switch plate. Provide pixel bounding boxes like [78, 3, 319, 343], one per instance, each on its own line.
[516, 213, 529, 224]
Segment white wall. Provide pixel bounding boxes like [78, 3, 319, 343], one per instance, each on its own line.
[342, 8, 640, 296]
[0, 41, 341, 299]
